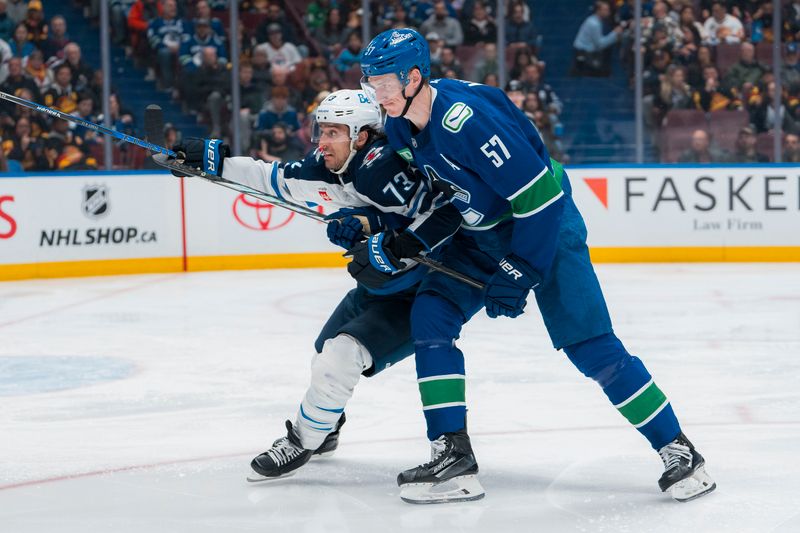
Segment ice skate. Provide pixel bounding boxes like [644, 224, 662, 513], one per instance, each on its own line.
[248, 414, 346, 482]
[247, 420, 312, 482]
[397, 429, 485, 504]
[658, 432, 716, 502]
[312, 412, 346, 458]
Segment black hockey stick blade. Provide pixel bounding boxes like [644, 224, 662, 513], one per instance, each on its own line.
[144, 105, 166, 150]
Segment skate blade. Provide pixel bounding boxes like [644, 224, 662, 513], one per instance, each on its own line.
[246, 470, 297, 483]
[669, 466, 716, 502]
[400, 475, 485, 504]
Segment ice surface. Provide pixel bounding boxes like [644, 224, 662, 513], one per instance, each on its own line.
[1, 265, 799, 532]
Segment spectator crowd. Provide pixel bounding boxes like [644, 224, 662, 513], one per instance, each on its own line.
[0, 0, 129, 170]
[83, 0, 565, 165]
[3, 0, 800, 170]
[600, 0, 800, 162]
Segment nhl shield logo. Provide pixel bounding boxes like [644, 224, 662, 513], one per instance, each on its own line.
[82, 185, 109, 219]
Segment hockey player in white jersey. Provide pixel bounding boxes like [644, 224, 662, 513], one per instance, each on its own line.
[169, 89, 462, 481]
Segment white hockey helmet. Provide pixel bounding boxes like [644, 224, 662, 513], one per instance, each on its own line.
[311, 89, 383, 174]
[312, 89, 383, 141]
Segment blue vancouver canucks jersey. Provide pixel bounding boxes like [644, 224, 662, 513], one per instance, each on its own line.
[383, 78, 566, 276]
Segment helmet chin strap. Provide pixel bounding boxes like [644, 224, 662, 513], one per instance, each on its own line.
[332, 139, 358, 175]
[400, 77, 425, 118]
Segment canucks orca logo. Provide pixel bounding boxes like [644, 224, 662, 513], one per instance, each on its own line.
[423, 164, 470, 203]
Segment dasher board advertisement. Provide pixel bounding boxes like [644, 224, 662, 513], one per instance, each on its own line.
[182, 176, 338, 257]
[567, 165, 800, 260]
[0, 173, 182, 267]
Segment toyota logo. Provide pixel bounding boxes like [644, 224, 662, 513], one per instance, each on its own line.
[232, 194, 295, 231]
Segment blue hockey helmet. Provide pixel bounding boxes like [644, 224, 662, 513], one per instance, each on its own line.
[360, 28, 431, 85]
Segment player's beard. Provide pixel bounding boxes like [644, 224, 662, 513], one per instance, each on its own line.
[321, 149, 344, 171]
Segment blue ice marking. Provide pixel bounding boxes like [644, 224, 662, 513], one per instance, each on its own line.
[0, 356, 135, 396]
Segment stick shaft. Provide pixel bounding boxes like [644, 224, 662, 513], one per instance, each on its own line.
[1, 94, 487, 286]
[0, 91, 176, 157]
[152, 155, 485, 289]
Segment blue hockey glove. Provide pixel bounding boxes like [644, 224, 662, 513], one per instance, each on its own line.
[484, 253, 542, 319]
[361, 232, 404, 273]
[326, 215, 364, 249]
[345, 231, 426, 290]
[325, 206, 387, 238]
[324, 207, 385, 249]
[171, 138, 229, 177]
[345, 236, 399, 290]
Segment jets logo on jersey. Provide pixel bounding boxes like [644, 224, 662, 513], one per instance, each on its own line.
[442, 102, 473, 133]
[360, 145, 384, 168]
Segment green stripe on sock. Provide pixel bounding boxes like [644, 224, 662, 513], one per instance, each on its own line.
[418, 378, 465, 408]
[617, 382, 668, 426]
[510, 169, 563, 217]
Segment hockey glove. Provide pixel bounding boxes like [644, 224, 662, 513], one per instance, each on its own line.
[345, 238, 398, 290]
[345, 231, 424, 290]
[324, 207, 386, 249]
[326, 215, 364, 249]
[484, 253, 542, 319]
[171, 138, 230, 177]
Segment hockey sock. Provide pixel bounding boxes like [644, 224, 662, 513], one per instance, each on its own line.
[563, 333, 681, 450]
[416, 342, 467, 441]
[412, 293, 468, 440]
[294, 334, 372, 450]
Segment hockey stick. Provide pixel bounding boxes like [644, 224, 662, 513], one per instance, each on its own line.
[141, 107, 485, 289]
[0, 92, 482, 287]
[0, 90, 177, 156]
[153, 154, 330, 221]
[0, 92, 484, 289]
[150, 152, 485, 290]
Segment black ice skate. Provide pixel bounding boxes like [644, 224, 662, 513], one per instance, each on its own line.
[658, 432, 716, 502]
[312, 412, 346, 458]
[247, 414, 346, 482]
[247, 420, 312, 482]
[397, 429, 485, 504]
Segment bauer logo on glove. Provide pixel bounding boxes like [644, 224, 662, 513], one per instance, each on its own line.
[484, 254, 541, 319]
[368, 234, 398, 273]
[499, 258, 525, 281]
[171, 137, 230, 177]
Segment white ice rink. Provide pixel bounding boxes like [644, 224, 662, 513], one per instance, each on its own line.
[1, 264, 799, 532]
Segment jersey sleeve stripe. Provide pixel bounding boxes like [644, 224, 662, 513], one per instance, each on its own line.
[509, 168, 563, 217]
[513, 190, 564, 218]
[507, 167, 547, 201]
[269, 162, 286, 202]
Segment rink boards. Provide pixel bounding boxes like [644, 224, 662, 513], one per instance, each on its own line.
[0, 165, 798, 280]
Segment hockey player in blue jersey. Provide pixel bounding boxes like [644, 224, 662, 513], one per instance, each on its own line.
[169, 89, 462, 481]
[358, 28, 716, 504]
